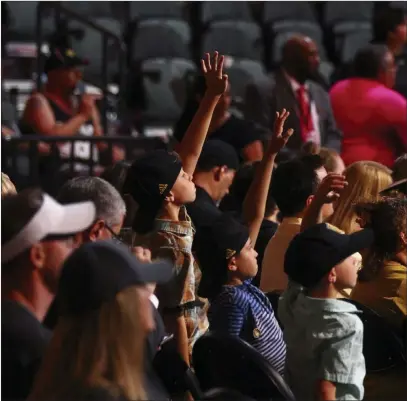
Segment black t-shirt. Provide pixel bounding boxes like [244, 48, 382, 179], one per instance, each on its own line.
[174, 114, 266, 162]
[2, 300, 52, 401]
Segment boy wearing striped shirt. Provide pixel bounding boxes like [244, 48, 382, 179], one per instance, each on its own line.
[196, 110, 293, 375]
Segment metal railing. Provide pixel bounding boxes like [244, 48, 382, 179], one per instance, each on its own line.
[2, 136, 167, 195]
[35, 2, 127, 132]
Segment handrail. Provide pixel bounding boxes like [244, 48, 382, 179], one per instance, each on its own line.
[35, 2, 127, 132]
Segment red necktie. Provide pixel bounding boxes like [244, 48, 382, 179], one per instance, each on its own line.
[296, 86, 314, 142]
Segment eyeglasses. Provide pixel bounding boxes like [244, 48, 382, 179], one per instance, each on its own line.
[105, 225, 134, 249]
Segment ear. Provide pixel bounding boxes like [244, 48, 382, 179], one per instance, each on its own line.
[328, 268, 337, 284]
[164, 190, 175, 203]
[306, 195, 315, 208]
[88, 220, 105, 242]
[227, 256, 238, 272]
[400, 231, 407, 248]
[30, 243, 46, 270]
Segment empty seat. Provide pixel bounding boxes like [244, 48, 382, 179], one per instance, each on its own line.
[201, 2, 253, 24]
[264, 2, 317, 25]
[210, 20, 261, 45]
[203, 22, 262, 61]
[132, 23, 190, 62]
[324, 2, 373, 26]
[61, 1, 112, 18]
[6, 1, 56, 39]
[141, 58, 197, 124]
[138, 19, 191, 45]
[341, 29, 372, 63]
[130, 1, 185, 20]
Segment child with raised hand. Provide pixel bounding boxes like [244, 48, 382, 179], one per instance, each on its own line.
[123, 52, 228, 365]
[195, 110, 293, 375]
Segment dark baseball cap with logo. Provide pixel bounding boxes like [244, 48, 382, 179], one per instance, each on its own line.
[123, 150, 183, 234]
[44, 47, 89, 74]
[284, 223, 374, 288]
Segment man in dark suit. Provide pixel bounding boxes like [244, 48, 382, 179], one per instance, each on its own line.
[244, 35, 342, 152]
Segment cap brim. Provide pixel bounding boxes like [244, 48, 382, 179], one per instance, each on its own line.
[380, 178, 407, 195]
[132, 204, 160, 235]
[139, 259, 173, 285]
[345, 228, 374, 258]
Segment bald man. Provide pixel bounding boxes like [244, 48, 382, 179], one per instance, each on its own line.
[244, 35, 342, 152]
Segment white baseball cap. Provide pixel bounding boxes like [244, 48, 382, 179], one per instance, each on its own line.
[2, 193, 96, 263]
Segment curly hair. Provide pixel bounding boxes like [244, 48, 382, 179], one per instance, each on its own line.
[357, 198, 407, 280]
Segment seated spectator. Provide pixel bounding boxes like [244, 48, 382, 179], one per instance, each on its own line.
[29, 241, 172, 401]
[20, 47, 124, 176]
[196, 112, 293, 373]
[261, 154, 333, 293]
[1, 189, 95, 401]
[352, 198, 407, 334]
[174, 74, 265, 163]
[245, 35, 342, 152]
[187, 139, 239, 236]
[1, 172, 16, 197]
[279, 224, 374, 401]
[329, 161, 393, 234]
[372, 5, 407, 99]
[330, 44, 407, 168]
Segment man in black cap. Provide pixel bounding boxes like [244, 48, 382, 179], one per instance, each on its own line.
[279, 223, 374, 401]
[187, 139, 239, 233]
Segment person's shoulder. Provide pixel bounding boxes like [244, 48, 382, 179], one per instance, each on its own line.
[217, 285, 250, 308]
[322, 303, 364, 337]
[378, 86, 407, 107]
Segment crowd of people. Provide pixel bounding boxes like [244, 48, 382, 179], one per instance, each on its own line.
[2, 4, 407, 401]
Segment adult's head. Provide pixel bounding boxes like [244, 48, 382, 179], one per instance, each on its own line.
[373, 6, 407, 54]
[356, 198, 407, 280]
[44, 48, 88, 94]
[353, 44, 397, 88]
[29, 241, 172, 401]
[329, 161, 393, 234]
[194, 140, 239, 203]
[270, 154, 330, 219]
[281, 35, 320, 83]
[57, 176, 126, 244]
[301, 142, 346, 175]
[2, 188, 95, 301]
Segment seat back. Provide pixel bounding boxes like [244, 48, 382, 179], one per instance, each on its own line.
[201, 2, 253, 24]
[342, 299, 406, 372]
[340, 29, 372, 63]
[193, 333, 295, 400]
[324, 2, 373, 26]
[264, 2, 316, 24]
[130, 1, 185, 20]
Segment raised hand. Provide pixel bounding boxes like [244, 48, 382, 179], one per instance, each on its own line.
[201, 51, 228, 96]
[269, 109, 294, 154]
[132, 246, 152, 263]
[314, 173, 348, 204]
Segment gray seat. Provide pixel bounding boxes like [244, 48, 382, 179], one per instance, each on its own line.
[138, 19, 191, 45]
[132, 23, 190, 62]
[264, 2, 317, 24]
[70, 18, 122, 78]
[6, 1, 56, 39]
[203, 22, 262, 61]
[61, 1, 112, 18]
[201, 2, 253, 24]
[324, 2, 373, 26]
[271, 20, 322, 35]
[130, 1, 185, 20]
[389, 1, 407, 11]
[142, 58, 197, 124]
[341, 29, 373, 64]
[332, 21, 372, 35]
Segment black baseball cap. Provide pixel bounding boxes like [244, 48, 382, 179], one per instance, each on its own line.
[123, 150, 183, 234]
[196, 140, 239, 172]
[196, 213, 249, 299]
[380, 178, 407, 196]
[44, 48, 89, 74]
[284, 223, 374, 288]
[58, 240, 173, 317]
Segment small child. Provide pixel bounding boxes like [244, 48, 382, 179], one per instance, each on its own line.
[279, 223, 374, 400]
[124, 52, 228, 365]
[195, 110, 293, 376]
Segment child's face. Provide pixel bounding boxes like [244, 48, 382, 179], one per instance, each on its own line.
[234, 238, 259, 279]
[171, 168, 197, 205]
[333, 253, 362, 290]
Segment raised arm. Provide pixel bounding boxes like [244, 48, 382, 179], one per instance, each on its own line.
[177, 52, 228, 176]
[243, 109, 293, 245]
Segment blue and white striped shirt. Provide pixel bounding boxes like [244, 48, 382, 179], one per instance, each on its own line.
[208, 280, 286, 375]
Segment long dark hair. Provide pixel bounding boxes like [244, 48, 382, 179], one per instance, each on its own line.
[356, 198, 407, 281]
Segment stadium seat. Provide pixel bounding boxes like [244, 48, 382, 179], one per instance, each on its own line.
[201, 2, 253, 24]
[130, 1, 185, 20]
[138, 19, 191, 45]
[132, 23, 190, 62]
[193, 333, 295, 401]
[202, 22, 263, 61]
[389, 1, 407, 11]
[264, 2, 317, 25]
[5, 1, 56, 40]
[340, 29, 373, 64]
[141, 58, 197, 124]
[61, 1, 113, 18]
[324, 2, 374, 27]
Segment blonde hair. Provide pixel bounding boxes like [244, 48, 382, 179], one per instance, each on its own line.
[29, 286, 147, 401]
[1, 172, 17, 197]
[329, 161, 392, 234]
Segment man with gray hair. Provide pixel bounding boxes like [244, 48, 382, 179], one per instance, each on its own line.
[57, 176, 127, 244]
